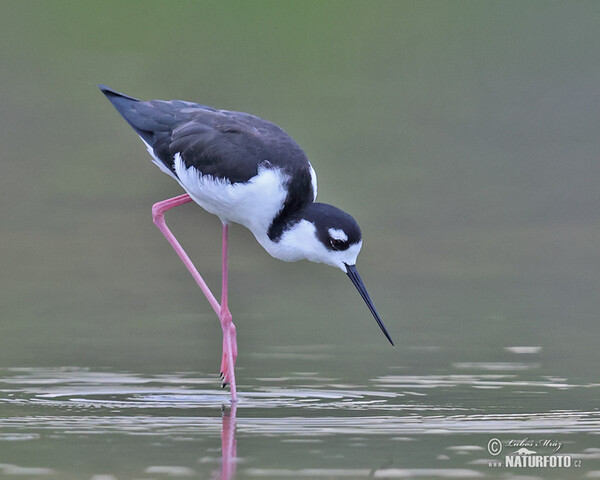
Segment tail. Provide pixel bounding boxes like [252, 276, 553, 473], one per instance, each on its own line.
[98, 85, 154, 145]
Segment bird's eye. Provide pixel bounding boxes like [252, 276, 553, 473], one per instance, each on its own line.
[329, 238, 347, 250]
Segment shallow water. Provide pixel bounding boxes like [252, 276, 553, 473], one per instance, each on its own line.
[1, 357, 599, 479]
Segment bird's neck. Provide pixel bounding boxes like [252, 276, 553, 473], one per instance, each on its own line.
[251, 222, 312, 264]
[248, 203, 315, 263]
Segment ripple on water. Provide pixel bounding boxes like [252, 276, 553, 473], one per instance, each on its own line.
[1, 367, 600, 438]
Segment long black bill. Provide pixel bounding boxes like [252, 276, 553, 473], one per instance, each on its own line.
[345, 264, 394, 346]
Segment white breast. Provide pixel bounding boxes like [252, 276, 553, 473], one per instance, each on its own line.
[173, 153, 289, 235]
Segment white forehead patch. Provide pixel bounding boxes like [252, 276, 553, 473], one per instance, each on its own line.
[328, 228, 348, 242]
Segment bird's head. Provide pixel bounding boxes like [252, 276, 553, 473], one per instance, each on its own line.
[279, 203, 362, 271]
[276, 203, 394, 345]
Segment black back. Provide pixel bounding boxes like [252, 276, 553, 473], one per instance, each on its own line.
[99, 85, 315, 238]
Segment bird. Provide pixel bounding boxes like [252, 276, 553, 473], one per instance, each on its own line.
[99, 85, 393, 402]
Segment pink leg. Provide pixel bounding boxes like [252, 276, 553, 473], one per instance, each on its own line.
[219, 223, 238, 401]
[152, 194, 221, 316]
[152, 194, 237, 402]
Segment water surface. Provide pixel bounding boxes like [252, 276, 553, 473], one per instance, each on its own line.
[1, 352, 599, 479]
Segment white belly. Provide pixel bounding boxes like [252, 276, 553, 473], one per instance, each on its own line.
[173, 153, 289, 235]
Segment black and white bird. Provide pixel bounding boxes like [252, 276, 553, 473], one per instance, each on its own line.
[99, 85, 393, 402]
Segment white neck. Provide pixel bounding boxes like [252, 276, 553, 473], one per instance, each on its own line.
[251, 219, 362, 271]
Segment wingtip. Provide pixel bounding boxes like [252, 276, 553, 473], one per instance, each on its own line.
[97, 84, 140, 102]
[97, 84, 112, 95]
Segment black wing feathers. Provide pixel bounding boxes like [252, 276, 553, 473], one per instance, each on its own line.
[98, 85, 155, 146]
[99, 85, 310, 184]
[99, 85, 315, 235]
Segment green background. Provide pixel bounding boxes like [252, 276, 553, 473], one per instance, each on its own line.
[1, 1, 599, 478]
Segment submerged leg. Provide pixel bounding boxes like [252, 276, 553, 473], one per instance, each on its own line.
[152, 194, 237, 402]
[219, 223, 238, 401]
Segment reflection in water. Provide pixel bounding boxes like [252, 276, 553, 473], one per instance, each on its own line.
[217, 404, 237, 480]
[0, 367, 599, 478]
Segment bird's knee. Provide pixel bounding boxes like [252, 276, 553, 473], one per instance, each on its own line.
[221, 311, 233, 324]
[151, 205, 164, 225]
[220, 309, 234, 327]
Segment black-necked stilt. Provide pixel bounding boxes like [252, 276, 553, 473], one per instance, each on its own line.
[99, 85, 393, 401]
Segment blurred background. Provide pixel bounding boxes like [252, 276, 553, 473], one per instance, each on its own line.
[2, 0, 600, 406]
[3, 2, 600, 478]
